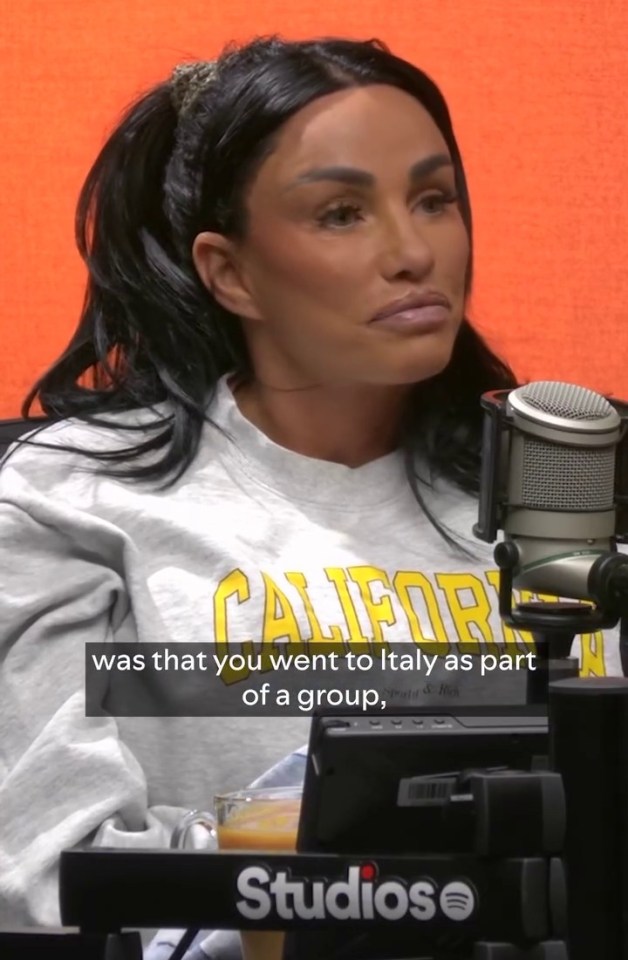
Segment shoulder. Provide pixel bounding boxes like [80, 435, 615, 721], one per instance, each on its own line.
[0, 405, 172, 503]
[0, 378, 234, 501]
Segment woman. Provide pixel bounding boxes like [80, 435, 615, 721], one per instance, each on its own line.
[0, 34, 619, 935]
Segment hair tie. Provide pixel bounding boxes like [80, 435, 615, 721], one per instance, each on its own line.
[170, 60, 218, 117]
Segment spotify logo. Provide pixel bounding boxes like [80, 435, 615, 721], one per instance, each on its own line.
[439, 881, 476, 920]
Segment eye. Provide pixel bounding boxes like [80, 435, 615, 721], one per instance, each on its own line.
[417, 191, 459, 215]
[317, 202, 364, 228]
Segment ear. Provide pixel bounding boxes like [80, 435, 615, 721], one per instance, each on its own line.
[192, 231, 263, 320]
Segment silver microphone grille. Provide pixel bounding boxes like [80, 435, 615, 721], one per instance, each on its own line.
[509, 381, 619, 512]
[518, 381, 615, 421]
[520, 439, 615, 510]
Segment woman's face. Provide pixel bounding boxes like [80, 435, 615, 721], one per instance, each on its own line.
[196, 83, 470, 388]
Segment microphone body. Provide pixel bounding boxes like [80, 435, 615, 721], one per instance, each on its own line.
[475, 380, 624, 607]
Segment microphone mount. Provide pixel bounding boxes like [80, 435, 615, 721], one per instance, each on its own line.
[494, 541, 628, 703]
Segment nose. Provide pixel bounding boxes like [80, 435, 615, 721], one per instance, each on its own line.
[377, 209, 435, 282]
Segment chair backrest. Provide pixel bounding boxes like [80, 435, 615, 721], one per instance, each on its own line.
[0, 417, 49, 459]
[0, 929, 142, 959]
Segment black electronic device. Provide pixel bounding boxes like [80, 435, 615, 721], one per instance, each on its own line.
[285, 707, 563, 960]
[51, 705, 570, 960]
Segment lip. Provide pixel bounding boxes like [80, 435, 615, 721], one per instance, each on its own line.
[372, 304, 450, 333]
[371, 291, 451, 323]
[371, 291, 451, 333]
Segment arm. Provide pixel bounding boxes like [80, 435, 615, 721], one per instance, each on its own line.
[0, 475, 184, 926]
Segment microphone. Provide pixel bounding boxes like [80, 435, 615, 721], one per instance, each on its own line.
[472, 385, 628, 958]
[474, 380, 619, 592]
[473, 380, 628, 699]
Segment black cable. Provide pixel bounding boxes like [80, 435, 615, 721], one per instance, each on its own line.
[620, 615, 628, 677]
[167, 927, 200, 960]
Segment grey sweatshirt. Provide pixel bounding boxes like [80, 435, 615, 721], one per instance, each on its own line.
[0, 375, 620, 927]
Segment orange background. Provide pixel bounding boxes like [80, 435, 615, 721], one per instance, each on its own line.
[1, 0, 627, 418]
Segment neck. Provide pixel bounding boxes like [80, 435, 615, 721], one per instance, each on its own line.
[230, 378, 411, 468]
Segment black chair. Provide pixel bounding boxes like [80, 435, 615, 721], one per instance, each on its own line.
[0, 416, 49, 458]
[0, 929, 142, 959]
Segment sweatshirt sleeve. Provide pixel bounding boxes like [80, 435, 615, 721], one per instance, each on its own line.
[0, 456, 186, 926]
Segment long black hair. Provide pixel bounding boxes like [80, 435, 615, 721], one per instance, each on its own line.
[19, 35, 516, 535]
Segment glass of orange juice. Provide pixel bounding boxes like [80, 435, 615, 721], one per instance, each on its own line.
[171, 785, 302, 960]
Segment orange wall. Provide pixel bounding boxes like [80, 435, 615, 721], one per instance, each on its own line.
[1, 1, 627, 418]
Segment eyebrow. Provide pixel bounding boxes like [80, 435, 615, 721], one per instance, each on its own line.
[286, 153, 454, 190]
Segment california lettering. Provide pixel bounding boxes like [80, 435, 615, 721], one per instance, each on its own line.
[207, 565, 606, 681]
